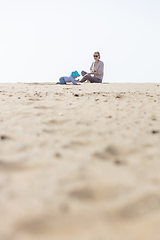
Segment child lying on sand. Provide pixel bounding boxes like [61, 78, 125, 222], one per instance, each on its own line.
[57, 71, 80, 85]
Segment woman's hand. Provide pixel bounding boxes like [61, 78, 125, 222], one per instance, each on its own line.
[88, 71, 94, 75]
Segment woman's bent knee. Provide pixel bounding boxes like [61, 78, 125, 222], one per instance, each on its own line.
[81, 71, 87, 76]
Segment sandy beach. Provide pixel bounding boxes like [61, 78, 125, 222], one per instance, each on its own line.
[0, 82, 160, 240]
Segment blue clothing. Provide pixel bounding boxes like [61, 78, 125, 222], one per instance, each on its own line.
[57, 77, 66, 84]
[57, 76, 78, 85]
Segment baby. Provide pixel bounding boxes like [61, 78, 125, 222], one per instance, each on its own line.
[57, 71, 80, 85]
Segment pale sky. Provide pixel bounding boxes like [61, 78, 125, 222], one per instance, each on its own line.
[0, 0, 160, 83]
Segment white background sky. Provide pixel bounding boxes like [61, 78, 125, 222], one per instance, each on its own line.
[0, 0, 160, 83]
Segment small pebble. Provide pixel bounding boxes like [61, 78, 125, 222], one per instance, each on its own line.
[152, 130, 159, 134]
[0, 135, 10, 140]
[114, 160, 122, 165]
[55, 153, 61, 158]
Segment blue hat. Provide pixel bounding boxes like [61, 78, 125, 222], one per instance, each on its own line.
[71, 71, 80, 78]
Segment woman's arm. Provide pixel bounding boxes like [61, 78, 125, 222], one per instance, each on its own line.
[90, 62, 94, 72]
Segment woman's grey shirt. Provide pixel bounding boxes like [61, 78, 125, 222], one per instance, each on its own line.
[90, 60, 104, 80]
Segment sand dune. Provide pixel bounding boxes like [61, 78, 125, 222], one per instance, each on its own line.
[0, 82, 160, 240]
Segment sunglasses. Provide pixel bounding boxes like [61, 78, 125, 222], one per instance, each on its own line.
[93, 55, 99, 58]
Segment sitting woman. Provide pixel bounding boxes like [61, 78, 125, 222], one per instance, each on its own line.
[80, 51, 104, 83]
